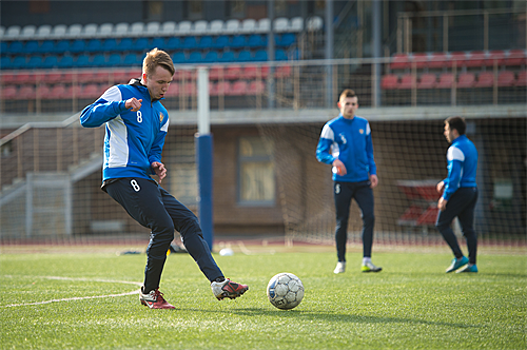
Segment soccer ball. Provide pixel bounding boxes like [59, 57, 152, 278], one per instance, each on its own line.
[267, 272, 304, 310]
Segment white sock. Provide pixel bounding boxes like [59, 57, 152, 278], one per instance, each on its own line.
[363, 257, 371, 265]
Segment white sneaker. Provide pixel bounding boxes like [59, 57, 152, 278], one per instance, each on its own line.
[361, 261, 382, 273]
[334, 261, 346, 274]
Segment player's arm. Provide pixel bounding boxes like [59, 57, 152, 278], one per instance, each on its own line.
[80, 86, 140, 128]
[148, 117, 169, 181]
[315, 124, 335, 165]
[442, 159, 463, 201]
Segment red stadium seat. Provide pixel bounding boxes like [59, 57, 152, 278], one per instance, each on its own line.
[209, 66, 224, 80]
[398, 74, 415, 89]
[275, 65, 291, 78]
[465, 51, 487, 68]
[515, 70, 527, 86]
[43, 72, 63, 84]
[457, 72, 475, 88]
[474, 71, 494, 88]
[412, 52, 428, 69]
[48, 84, 68, 99]
[505, 49, 526, 67]
[224, 66, 242, 80]
[112, 70, 129, 84]
[417, 73, 437, 89]
[165, 82, 179, 97]
[381, 74, 398, 89]
[1, 85, 17, 100]
[17, 73, 36, 84]
[214, 81, 232, 95]
[390, 53, 411, 70]
[93, 70, 111, 83]
[17, 85, 36, 99]
[81, 84, 101, 98]
[77, 71, 96, 83]
[1, 73, 18, 84]
[231, 81, 248, 95]
[180, 81, 197, 96]
[428, 52, 448, 69]
[61, 72, 76, 83]
[488, 50, 506, 66]
[241, 65, 258, 79]
[247, 80, 265, 95]
[497, 71, 515, 87]
[37, 85, 53, 99]
[437, 73, 455, 89]
[448, 51, 468, 68]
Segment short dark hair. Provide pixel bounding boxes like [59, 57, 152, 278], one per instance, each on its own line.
[339, 89, 357, 102]
[445, 116, 466, 135]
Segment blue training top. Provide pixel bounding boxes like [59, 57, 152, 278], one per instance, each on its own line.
[442, 134, 478, 200]
[316, 114, 377, 182]
[80, 79, 169, 183]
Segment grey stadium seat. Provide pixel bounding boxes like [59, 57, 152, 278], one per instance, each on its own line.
[82, 23, 98, 38]
[130, 22, 145, 36]
[273, 18, 289, 32]
[21, 25, 37, 39]
[209, 20, 224, 34]
[114, 23, 130, 37]
[160, 21, 176, 35]
[145, 22, 160, 36]
[98, 23, 114, 37]
[51, 24, 67, 38]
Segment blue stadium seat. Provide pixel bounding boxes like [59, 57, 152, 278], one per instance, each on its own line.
[275, 49, 288, 61]
[57, 55, 74, 68]
[188, 51, 203, 63]
[38, 40, 55, 54]
[102, 38, 118, 52]
[70, 39, 86, 53]
[122, 53, 139, 66]
[165, 37, 181, 50]
[181, 36, 198, 50]
[218, 51, 235, 63]
[253, 50, 268, 61]
[92, 54, 107, 67]
[107, 53, 122, 67]
[213, 35, 230, 49]
[117, 38, 133, 52]
[75, 54, 91, 68]
[86, 39, 103, 53]
[277, 33, 296, 47]
[203, 51, 219, 63]
[237, 50, 252, 62]
[248, 34, 266, 48]
[172, 52, 187, 64]
[197, 36, 213, 49]
[41, 55, 59, 68]
[134, 38, 150, 52]
[24, 40, 40, 54]
[151, 37, 166, 49]
[12, 56, 27, 69]
[0, 41, 8, 54]
[8, 41, 24, 55]
[230, 35, 247, 49]
[27, 56, 43, 69]
[1, 56, 12, 70]
[54, 40, 70, 54]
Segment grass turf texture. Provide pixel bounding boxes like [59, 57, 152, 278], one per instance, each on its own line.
[0, 251, 525, 350]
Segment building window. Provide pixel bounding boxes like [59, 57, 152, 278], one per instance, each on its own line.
[238, 136, 275, 205]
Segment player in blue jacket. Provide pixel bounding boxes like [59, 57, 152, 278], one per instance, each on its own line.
[316, 89, 381, 274]
[80, 48, 248, 309]
[435, 116, 479, 273]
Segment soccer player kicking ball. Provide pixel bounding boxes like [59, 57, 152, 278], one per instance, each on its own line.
[435, 117, 479, 273]
[80, 48, 248, 309]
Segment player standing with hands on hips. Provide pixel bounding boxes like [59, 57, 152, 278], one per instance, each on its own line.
[80, 48, 248, 309]
[316, 89, 382, 274]
[435, 116, 479, 273]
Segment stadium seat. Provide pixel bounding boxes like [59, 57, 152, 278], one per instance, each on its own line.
[202, 51, 219, 63]
[193, 20, 208, 34]
[275, 49, 288, 61]
[381, 74, 399, 89]
[129, 22, 145, 36]
[290, 17, 304, 32]
[181, 36, 198, 50]
[11, 56, 27, 70]
[474, 71, 494, 88]
[437, 73, 455, 89]
[8, 41, 24, 55]
[39, 40, 56, 54]
[54, 40, 70, 54]
[114, 23, 130, 37]
[5, 25, 21, 39]
[75, 54, 92, 68]
[165, 37, 181, 50]
[275, 65, 291, 78]
[497, 70, 515, 87]
[43, 71, 63, 84]
[145, 22, 160, 36]
[81, 84, 101, 98]
[306, 16, 323, 31]
[240, 19, 257, 33]
[1, 85, 17, 100]
[86, 39, 103, 53]
[1, 72, 17, 84]
[505, 49, 526, 67]
[108, 53, 122, 67]
[427, 52, 448, 69]
[224, 19, 240, 34]
[273, 18, 289, 32]
[20, 25, 37, 39]
[48, 84, 68, 99]
[98, 23, 114, 37]
[230, 35, 247, 49]
[112, 70, 129, 84]
[465, 51, 487, 68]
[412, 52, 428, 69]
[449, 51, 468, 68]
[18, 85, 36, 100]
[208, 66, 224, 80]
[24, 40, 40, 55]
[151, 37, 166, 49]
[160, 21, 177, 35]
[237, 50, 253, 62]
[253, 50, 268, 62]
[224, 65, 242, 80]
[218, 51, 235, 63]
[92, 54, 107, 67]
[0, 57, 11, 70]
[277, 33, 296, 47]
[215, 81, 232, 95]
[27, 56, 43, 69]
[231, 81, 248, 95]
[398, 74, 415, 89]
[457, 72, 476, 88]
[165, 82, 179, 97]
[16, 72, 35, 84]
[390, 53, 411, 70]
[51, 24, 67, 38]
[70, 39, 86, 53]
[117, 38, 134, 52]
[209, 20, 224, 34]
[0, 41, 7, 54]
[82, 23, 99, 38]
[41, 55, 59, 69]
[417, 73, 437, 89]
[66, 24, 82, 38]
[172, 52, 187, 64]
[188, 51, 203, 63]
[37, 85, 53, 99]
[57, 55, 74, 69]
[177, 21, 192, 35]
[256, 18, 271, 33]
[213, 35, 230, 49]
[122, 53, 139, 66]
[102, 38, 119, 52]
[134, 38, 150, 52]
[197, 36, 213, 49]
[488, 50, 506, 66]
[248, 34, 266, 48]
[247, 80, 265, 94]
[516, 70, 527, 86]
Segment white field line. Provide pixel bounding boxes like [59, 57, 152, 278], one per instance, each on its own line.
[1, 275, 141, 308]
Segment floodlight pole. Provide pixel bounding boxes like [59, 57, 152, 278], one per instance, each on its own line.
[196, 66, 214, 250]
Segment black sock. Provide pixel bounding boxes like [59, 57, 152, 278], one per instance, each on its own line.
[214, 277, 225, 283]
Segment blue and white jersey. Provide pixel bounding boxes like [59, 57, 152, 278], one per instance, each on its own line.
[442, 135, 478, 200]
[316, 114, 376, 182]
[80, 80, 169, 182]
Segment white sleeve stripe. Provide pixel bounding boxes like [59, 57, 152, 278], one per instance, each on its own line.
[100, 85, 121, 102]
[320, 124, 334, 140]
[161, 120, 169, 132]
[366, 122, 371, 135]
[447, 146, 465, 161]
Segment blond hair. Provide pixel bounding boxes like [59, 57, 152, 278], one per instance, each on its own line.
[142, 48, 175, 77]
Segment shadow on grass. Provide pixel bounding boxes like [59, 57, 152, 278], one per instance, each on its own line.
[176, 307, 478, 329]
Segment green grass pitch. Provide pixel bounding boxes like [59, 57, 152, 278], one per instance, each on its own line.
[0, 250, 525, 349]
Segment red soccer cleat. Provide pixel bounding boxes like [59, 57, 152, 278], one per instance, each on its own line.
[139, 288, 175, 309]
[211, 279, 249, 300]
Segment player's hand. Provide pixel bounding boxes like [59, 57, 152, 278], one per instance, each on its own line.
[370, 174, 378, 188]
[332, 159, 347, 176]
[438, 197, 447, 211]
[151, 161, 167, 183]
[436, 181, 445, 194]
[125, 97, 142, 112]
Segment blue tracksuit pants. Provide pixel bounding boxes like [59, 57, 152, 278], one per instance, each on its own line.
[105, 177, 223, 292]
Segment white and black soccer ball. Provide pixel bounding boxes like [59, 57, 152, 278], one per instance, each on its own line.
[267, 272, 304, 310]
